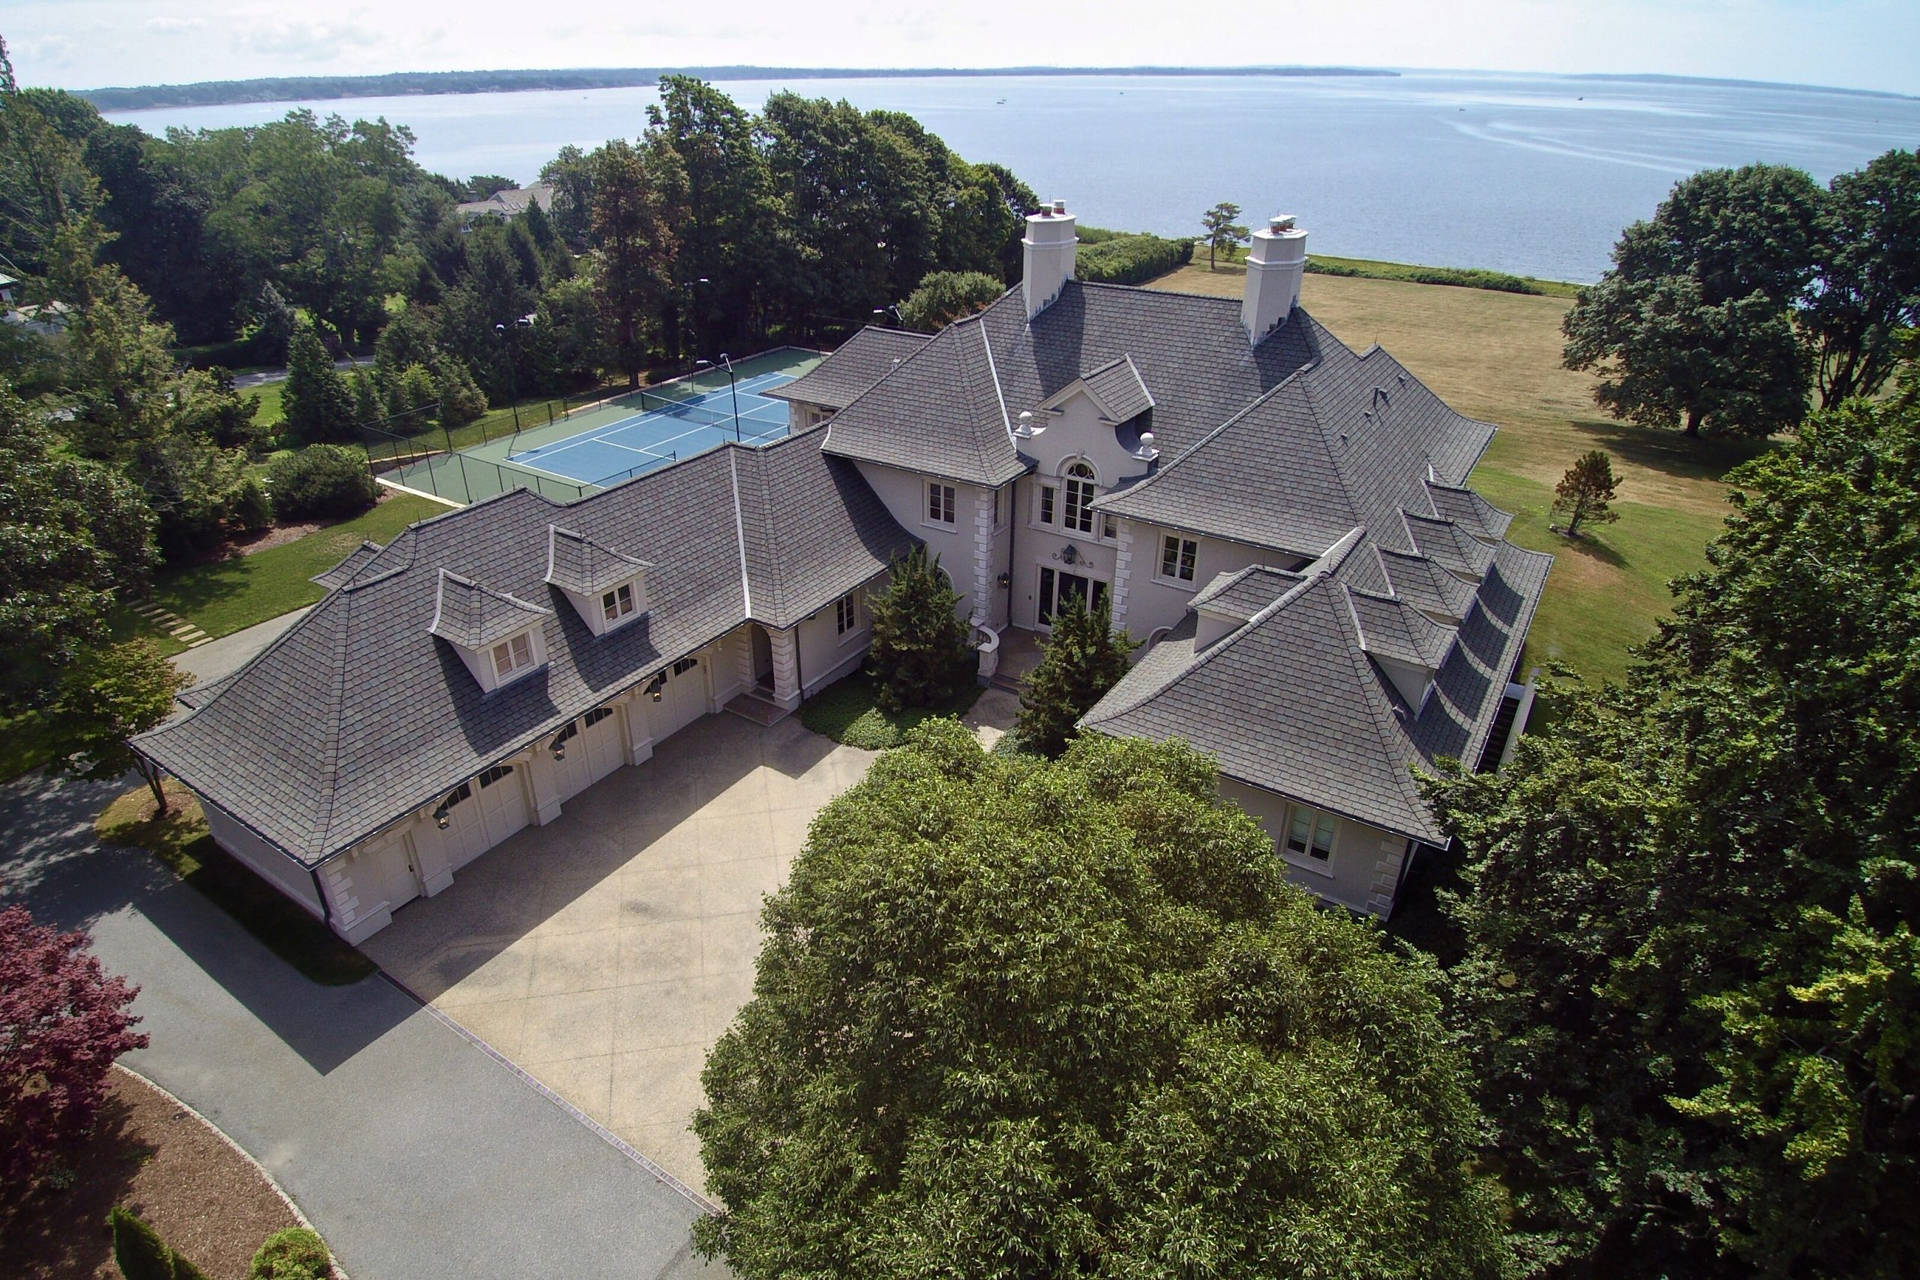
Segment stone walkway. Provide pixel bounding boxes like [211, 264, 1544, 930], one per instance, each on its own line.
[363, 712, 878, 1192]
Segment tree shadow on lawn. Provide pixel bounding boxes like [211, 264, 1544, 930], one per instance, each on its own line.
[1548, 524, 1628, 570]
[1567, 416, 1778, 487]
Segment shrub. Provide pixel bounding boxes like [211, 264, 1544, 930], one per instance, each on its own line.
[266, 446, 377, 521]
[897, 271, 1004, 332]
[435, 359, 488, 429]
[1075, 232, 1194, 285]
[250, 1227, 333, 1279]
[231, 476, 274, 532]
[1014, 591, 1137, 756]
[2, 907, 147, 1191]
[109, 1205, 210, 1280]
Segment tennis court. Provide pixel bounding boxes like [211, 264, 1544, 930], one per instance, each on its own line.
[381, 349, 821, 505]
[509, 369, 795, 487]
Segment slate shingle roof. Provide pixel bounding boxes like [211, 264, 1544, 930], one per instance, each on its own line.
[1085, 535, 1551, 843]
[1189, 565, 1304, 620]
[824, 282, 1325, 487]
[1077, 354, 1154, 422]
[1346, 585, 1456, 671]
[135, 428, 912, 868]
[545, 526, 651, 596]
[427, 571, 554, 649]
[764, 326, 931, 412]
[312, 541, 382, 590]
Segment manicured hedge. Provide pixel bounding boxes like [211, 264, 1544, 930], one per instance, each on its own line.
[250, 1227, 333, 1279]
[1075, 233, 1195, 286]
[266, 446, 378, 521]
[1304, 259, 1546, 295]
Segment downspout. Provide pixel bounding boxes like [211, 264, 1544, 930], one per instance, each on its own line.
[1005, 483, 1018, 622]
[310, 866, 335, 929]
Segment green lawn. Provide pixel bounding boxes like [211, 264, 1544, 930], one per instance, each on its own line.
[132, 492, 449, 646]
[1151, 266, 1758, 687]
[799, 671, 982, 749]
[251, 379, 285, 430]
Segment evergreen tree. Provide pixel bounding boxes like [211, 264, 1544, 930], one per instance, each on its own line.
[897, 270, 1004, 332]
[1426, 378, 1920, 1277]
[108, 1205, 209, 1280]
[1014, 592, 1136, 757]
[865, 544, 974, 712]
[590, 138, 679, 388]
[282, 319, 355, 444]
[1550, 449, 1621, 538]
[1201, 200, 1250, 269]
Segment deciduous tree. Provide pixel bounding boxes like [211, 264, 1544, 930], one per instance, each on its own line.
[0, 906, 147, 1191]
[1563, 164, 1821, 438]
[897, 269, 1004, 332]
[696, 725, 1513, 1280]
[1805, 147, 1920, 408]
[590, 139, 678, 389]
[51, 639, 192, 812]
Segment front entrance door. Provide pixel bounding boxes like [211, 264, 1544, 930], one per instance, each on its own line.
[1038, 567, 1109, 628]
[751, 625, 774, 690]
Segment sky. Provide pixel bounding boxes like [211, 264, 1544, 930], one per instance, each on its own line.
[6, 0, 1917, 97]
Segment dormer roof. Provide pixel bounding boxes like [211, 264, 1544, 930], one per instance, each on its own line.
[1423, 476, 1513, 542]
[1402, 511, 1496, 580]
[545, 525, 651, 596]
[1190, 564, 1306, 621]
[1040, 353, 1156, 423]
[427, 569, 553, 649]
[1346, 585, 1457, 672]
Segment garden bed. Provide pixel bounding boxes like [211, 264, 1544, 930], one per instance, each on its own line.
[0, 1067, 307, 1279]
[798, 672, 982, 749]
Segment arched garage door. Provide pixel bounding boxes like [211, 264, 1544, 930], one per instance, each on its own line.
[648, 656, 707, 742]
[439, 762, 532, 871]
[551, 704, 626, 802]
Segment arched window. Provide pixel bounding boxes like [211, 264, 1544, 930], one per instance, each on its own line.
[1062, 461, 1097, 534]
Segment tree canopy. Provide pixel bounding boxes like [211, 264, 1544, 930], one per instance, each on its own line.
[1014, 591, 1136, 756]
[697, 724, 1513, 1279]
[1425, 370, 1920, 1276]
[897, 269, 1004, 332]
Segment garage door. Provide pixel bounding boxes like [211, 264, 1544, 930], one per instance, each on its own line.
[476, 762, 531, 845]
[438, 778, 489, 870]
[649, 656, 708, 742]
[551, 705, 625, 802]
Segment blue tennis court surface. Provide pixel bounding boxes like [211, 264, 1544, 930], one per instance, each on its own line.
[509, 371, 796, 487]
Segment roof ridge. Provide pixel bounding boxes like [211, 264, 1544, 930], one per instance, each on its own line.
[976, 320, 1015, 480]
[311, 588, 354, 858]
[727, 447, 753, 620]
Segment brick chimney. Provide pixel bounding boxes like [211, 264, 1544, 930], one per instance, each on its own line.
[1022, 199, 1078, 320]
[1242, 214, 1309, 343]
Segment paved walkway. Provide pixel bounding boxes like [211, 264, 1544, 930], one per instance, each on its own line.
[0, 774, 724, 1279]
[366, 713, 878, 1192]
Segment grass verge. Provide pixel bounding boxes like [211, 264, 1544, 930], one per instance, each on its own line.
[96, 781, 376, 986]
[799, 671, 983, 749]
[1166, 253, 1580, 299]
[0, 708, 64, 783]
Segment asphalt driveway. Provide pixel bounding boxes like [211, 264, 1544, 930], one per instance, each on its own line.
[364, 712, 879, 1192]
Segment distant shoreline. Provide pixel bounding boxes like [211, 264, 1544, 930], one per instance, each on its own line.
[80, 65, 1397, 112]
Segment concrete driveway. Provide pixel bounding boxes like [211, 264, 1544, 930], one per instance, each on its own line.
[363, 711, 878, 1192]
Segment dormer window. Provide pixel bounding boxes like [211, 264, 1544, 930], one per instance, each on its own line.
[602, 583, 637, 625]
[492, 633, 535, 680]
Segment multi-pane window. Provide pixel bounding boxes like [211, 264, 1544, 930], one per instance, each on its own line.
[835, 592, 859, 636]
[1039, 484, 1056, 525]
[583, 706, 616, 728]
[601, 582, 636, 625]
[1062, 462, 1097, 534]
[478, 764, 514, 788]
[1285, 805, 1338, 862]
[672, 656, 699, 677]
[992, 486, 1005, 528]
[491, 632, 534, 680]
[926, 482, 956, 526]
[1160, 535, 1198, 582]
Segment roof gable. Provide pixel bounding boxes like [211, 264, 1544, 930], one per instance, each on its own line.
[545, 525, 652, 595]
[427, 569, 553, 650]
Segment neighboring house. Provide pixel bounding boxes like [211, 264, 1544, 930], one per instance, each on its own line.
[454, 183, 555, 224]
[135, 198, 1548, 940]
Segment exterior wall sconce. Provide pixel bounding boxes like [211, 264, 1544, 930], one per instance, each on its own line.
[1060, 543, 1080, 566]
[433, 801, 451, 829]
[647, 673, 667, 702]
[997, 571, 1011, 589]
[550, 735, 567, 761]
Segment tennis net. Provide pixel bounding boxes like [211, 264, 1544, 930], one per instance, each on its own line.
[640, 391, 735, 426]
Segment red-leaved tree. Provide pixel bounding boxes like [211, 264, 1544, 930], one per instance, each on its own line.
[0, 905, 147, 1192]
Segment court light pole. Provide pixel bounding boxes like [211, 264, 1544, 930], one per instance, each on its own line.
[697, 354, 742, 441]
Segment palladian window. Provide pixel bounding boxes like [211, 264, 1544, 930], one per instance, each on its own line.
[1062, 462, 1097, 534]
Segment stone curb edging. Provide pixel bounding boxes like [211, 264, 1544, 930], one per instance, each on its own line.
[112, 1062, 353, 1280]
[375, 971, 722, 1217]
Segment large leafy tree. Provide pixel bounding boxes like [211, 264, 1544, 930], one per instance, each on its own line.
[897, 269, 1004, 332]
[0, 380, 156, 711]
[590, 138, 680, 388]
[696, 725, 1513, 1279]
[1426, 373, 1920, 1277]
[1563, 164, 1822, 438]
[51, 640, 191, 812]
[1804, 147, 1920, 408]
